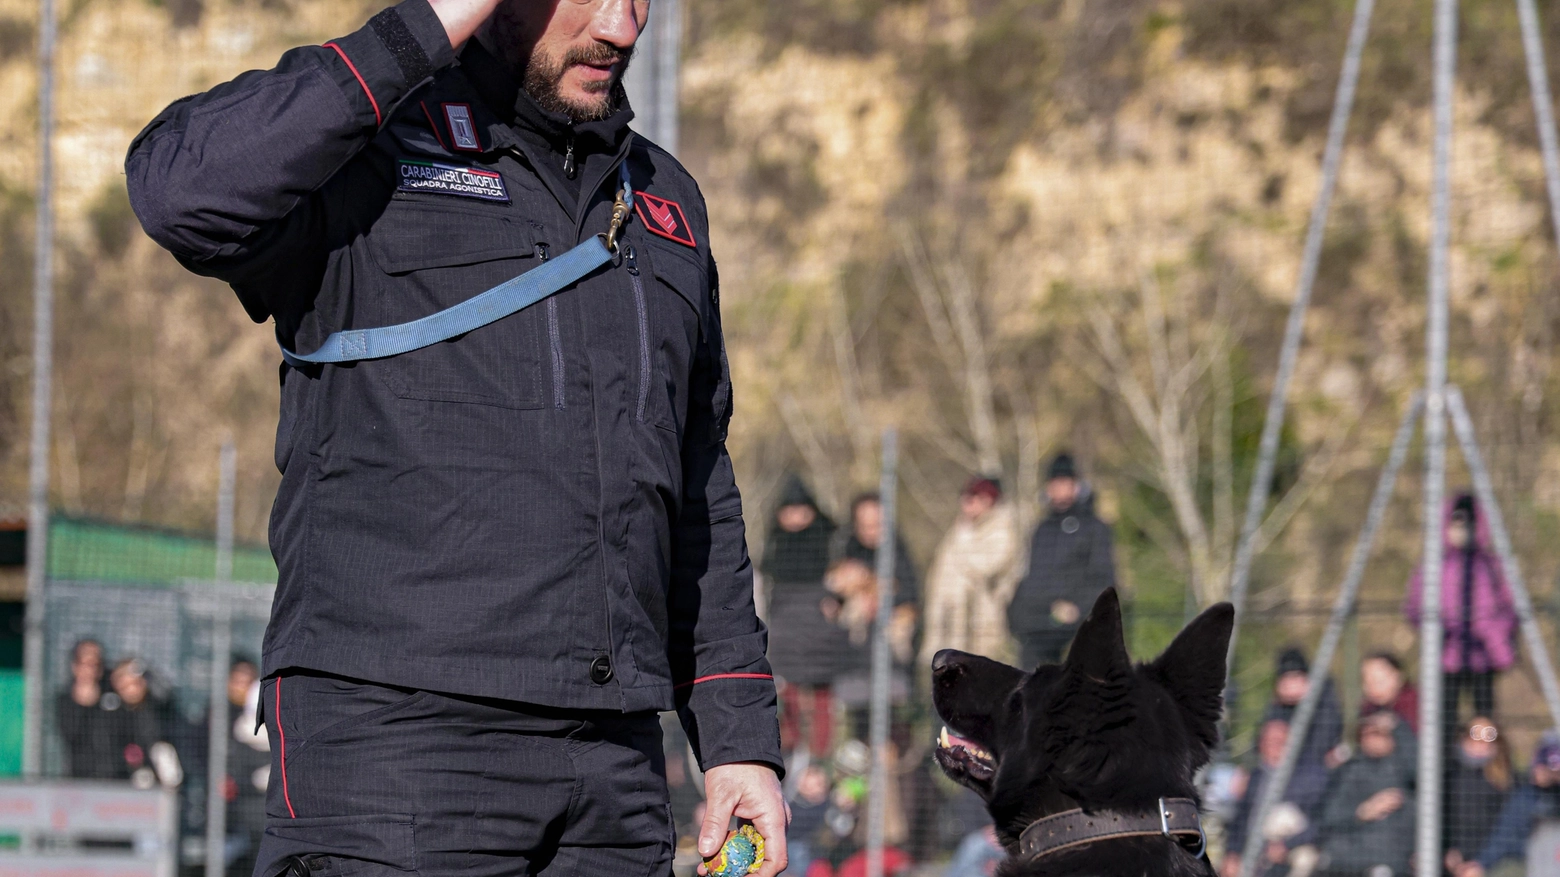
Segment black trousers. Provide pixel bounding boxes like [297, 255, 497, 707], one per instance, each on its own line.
[1443, 670, 1497, 725]
[256, 671, 672, 877]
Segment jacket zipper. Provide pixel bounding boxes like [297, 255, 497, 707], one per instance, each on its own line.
[563, 136, 577, 180]
[537, 243, 567, 410]
[626, 245, 650, 423]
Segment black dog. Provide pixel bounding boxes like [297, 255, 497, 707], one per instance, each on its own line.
[932, 588, 1233, 877]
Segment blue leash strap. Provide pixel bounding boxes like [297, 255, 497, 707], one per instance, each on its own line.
[281, 164, 633, 368]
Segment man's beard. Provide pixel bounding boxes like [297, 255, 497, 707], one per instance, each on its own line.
[524, 41, 634, 123]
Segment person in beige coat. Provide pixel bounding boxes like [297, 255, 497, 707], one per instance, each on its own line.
[920, 477, 1023, 670]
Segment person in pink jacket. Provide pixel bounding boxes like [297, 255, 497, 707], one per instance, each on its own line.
[1406, 493, 1518, 735]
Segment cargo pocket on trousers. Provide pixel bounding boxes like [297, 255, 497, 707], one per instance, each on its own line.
[260, 813, 418, 876]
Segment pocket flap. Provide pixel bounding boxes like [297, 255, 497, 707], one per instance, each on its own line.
[645, 243, 708, 316]
[257, 813, 417, 874]
[370, 200, 537, 274]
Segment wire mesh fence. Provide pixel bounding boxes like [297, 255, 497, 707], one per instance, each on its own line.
[25, 469, 1560, 877]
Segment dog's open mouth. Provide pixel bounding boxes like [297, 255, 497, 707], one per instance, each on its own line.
[935, 725, 997, 788]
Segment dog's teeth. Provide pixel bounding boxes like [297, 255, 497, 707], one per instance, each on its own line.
[939, 726, 952, 748]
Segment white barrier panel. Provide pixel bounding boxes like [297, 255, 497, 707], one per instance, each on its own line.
[0, 781, 177, 877]
[0, 855, 162, 877]
[0, 781, 172, 834]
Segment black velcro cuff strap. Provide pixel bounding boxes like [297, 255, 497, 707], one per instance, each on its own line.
[369, 7, 434, 86]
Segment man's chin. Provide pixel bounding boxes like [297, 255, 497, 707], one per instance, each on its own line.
[553, 83, 616, 123]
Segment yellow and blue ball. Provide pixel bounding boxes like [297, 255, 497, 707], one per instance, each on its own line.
[705, 823, 765, 877]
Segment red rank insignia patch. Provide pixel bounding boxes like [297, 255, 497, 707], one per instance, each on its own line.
[636, 193, 697, 248]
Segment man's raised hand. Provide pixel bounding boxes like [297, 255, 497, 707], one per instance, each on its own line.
[427, 0, 505, 49]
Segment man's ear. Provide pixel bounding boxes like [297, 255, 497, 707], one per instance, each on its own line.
[1146, 602, 1235, 747]
[1062, 588, 1131, 681]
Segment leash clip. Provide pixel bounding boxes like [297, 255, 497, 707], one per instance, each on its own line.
[605, 162, 635, 253]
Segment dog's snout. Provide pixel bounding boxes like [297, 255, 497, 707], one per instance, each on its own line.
[932, 649, 962, 676]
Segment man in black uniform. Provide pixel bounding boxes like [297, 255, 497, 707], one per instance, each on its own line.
[125, 1, 787, 875]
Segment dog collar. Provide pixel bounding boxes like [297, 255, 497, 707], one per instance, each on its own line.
[1016, 797, 1206, 862]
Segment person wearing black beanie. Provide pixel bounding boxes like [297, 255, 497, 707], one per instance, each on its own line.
[1006, 452, 1117, 668]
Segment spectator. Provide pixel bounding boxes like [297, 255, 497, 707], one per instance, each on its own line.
[1458, 731, 1560, 877]
[943, 826, 1003, 877]
[220, 658, 270, 876]
[105, 658, 182, 789]
[829, 492, 920, 730]
[1359, 652, 1418, 734]
[1222, 718, 1328, 877]
[1007, 453, 1116, 669]
[1444, 716, 1513, 876]
[1264, 648, 1344, 775]
[1316, 711, 1416, 877]
[1406, 493, 1516, 730]
[921, 477, 1022, 668]
[785, 765, 832, 877]
[762, 475, 848, 756]
[55, 638, 122, 779]
[837, 492, 920, 608]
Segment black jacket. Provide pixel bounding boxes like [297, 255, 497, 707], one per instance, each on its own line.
[760, 502, 851, 687]
[125, 0, 779, 772]
[1006, 493, 1116, 636]
[1317, 723, 1417, 874]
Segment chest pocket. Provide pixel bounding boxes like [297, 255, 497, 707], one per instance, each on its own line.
[634, 242, 706, 433]
[364, 198, 547, 409]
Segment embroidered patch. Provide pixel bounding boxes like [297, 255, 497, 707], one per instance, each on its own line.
[397, 160, 510, 203]
[636, 193, 697, 248]
[443, 103, 482, 152]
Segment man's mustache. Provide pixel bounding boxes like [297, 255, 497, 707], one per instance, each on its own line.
[563, 42, 633, 69]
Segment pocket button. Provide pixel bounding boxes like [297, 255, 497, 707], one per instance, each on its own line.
[589, 655, 614, 685]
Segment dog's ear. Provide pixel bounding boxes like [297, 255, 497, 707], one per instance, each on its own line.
[1146, 601, 1234, 747]
[1062, 588, 1130, 681]
[1042, 588, 1134, 800]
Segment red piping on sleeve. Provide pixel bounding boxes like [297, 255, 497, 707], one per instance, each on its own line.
[323, 42, 381, 126]
[276, 678, 296, 818]
[674, 673, 775, 691]
[420, 101, 448, 150]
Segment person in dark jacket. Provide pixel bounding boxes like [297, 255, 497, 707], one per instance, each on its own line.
[1443, 715, 1513, 875]
[1222, 718, 1328, 877]
[55, 638, 122, 780]
[1264, 647, 1345, 775]
[762, 475, 848, 756]
[1316, 710, 1417, 877]
[1459, 732, 1560, 876]
[124, 2, 786, 875]
[1007, 453, 1116, 669]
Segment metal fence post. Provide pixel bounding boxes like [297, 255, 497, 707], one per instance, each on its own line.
[866, 429, 898, 877]
[1236, 394, 1422, 877]
[1224, 0, 1378, 663]
[623, 0, 681, 154]
[22, 0, 60, 789]
[1513, 0, 1560, 263]
[205, 442, 236, 877]
[1416, 0, 1458, 865]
